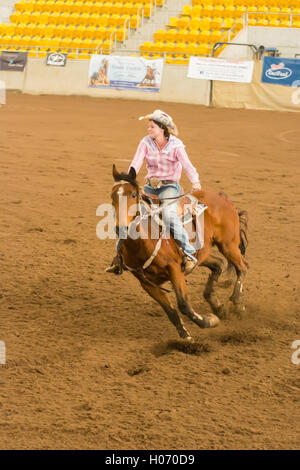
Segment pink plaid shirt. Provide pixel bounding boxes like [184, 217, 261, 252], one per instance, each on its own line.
[129, 135, 200, 185]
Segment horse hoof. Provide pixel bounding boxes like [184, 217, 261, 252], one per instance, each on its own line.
[206, 313, 220, 328]
[214, 304, 227, 320]
[232, 303, 246, 318]
[179, 328, 192, 340]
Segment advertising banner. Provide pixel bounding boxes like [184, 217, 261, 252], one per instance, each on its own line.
[46, 52, 67, 67]
[188, 57, 254, 83]
[88, 55, 163, 92]
[0, 51, 28, 71]
[261, 57, 300, 87]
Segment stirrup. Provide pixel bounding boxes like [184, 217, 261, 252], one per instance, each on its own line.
[182, 254, 197, 275]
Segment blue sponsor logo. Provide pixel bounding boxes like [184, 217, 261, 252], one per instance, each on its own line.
[265, 67, 292, 80]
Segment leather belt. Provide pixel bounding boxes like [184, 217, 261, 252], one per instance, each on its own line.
[147, 178, 176, 188]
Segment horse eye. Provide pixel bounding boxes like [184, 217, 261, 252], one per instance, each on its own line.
[132, 192, 137, 198]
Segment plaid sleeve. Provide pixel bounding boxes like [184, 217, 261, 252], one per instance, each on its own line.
[176, 146, 200, 185]
[128, 139, 148, 175]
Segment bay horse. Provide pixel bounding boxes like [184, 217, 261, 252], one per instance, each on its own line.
[110, 165, 248, 340]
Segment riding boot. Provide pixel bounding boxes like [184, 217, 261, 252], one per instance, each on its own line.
[182, 254, 198, 275]
[105, 254, 123, 275]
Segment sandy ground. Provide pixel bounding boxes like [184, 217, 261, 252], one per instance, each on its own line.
[0, 93, 299, 450]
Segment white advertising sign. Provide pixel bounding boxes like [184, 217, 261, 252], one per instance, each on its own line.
[188, 57, 254, 83]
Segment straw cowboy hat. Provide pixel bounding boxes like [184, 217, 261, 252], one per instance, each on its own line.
[139, 109, 178, 136]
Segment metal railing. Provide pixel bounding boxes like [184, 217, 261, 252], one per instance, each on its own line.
[220, 11, 300, 46]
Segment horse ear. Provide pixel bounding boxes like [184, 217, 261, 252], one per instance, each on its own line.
[112, 164, 119, 181]
[128, 166, 136, 181]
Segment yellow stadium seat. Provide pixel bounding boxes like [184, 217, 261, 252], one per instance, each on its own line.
[191, 6, 203, 18]
[177, 28, 189, 42]
[119, 15, 131, 27]
[98, 15, 109, 28]
[200, 17, 212, 30]
[63, 25, 77, 38]
[210, 30, 222, 43]
[223, 6, 238, 19]
[199, 30, 211, 43]
[223, 17, 235, 29]
[269, 7, 281, 16]
[140, 41, 153, 52]
[256, 16, 269, 27]
[235, 6, 247, 18]
[144, 3, 154, 18]
[153, 28, 167, 42]
[202, 5, 214, 17]
[110, 2, 123, 16]
[107, 14, 119, 27]
[84, 26, 96, 39]
[247, 16, 257, 26]
[195, 43, 210, 56]
[163, 41, 176, 54]
[130, 14, 141, 29]
[15, 2, 35, 13]
[281, 8, 292, 15]
[168, 17, 179, 29]
[213, 5, 225, 18]
[189, 17, 202, 30]
[152, 41, 164, 53]
[177, 16, 190, 29]
[292, 17, 300, 28]
[100, 2, 113, 15]
[93, 27, 106, 40]
[39, 13, 50, 25]
[211, 17, 223, 29]
[181, 5, 192, 16]
[166, 28, 177, 42]
[269, 17, 281, 27]
[187, 30, 201, 43]
[279, 17, 292, 28]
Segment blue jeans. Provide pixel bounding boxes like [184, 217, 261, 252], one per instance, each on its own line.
[142, 182, 196, 258]
[116, 182, 196, 259]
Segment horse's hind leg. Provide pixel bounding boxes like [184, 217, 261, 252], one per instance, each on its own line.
[201, 255, 227, 319]
[138, 280, 191, 339]
[219, 243, 248, 317]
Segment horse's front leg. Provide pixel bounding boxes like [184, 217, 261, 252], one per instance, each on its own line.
[168, 265, 220, 329]
[138, 279, 192, 340]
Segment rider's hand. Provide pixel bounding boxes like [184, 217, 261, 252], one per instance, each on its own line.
[191, 182, 201, 192]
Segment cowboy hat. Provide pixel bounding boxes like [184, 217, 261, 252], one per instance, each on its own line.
[139, 109, 178, 136]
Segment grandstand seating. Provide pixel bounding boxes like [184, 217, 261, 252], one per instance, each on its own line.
[0, 1, 299, 61]
[142, 1, 300, 64]
[0, 0, 156, 57]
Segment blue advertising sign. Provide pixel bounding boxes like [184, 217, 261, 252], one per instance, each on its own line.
[261, 57, 300, 87]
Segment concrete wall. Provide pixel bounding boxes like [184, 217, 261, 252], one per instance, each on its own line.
[0, 0, 16, 23]
[221, 26, 300, 59]
[247, 26, 300, 58]
[1, 55, 299, 113]
[0, 58, 210, 106]
[219, 28, 253, 59]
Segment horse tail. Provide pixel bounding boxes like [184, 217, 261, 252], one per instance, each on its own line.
[238, 210, 248, 255]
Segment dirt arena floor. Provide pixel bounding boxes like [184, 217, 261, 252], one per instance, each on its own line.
[0, 92, 299, 450]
